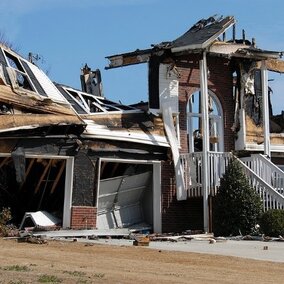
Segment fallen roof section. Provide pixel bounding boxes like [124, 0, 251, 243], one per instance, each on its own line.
[170, 15, 235, 53]
[0, 46, 86, 136]
[105, 15, 282, 69]
[20, 211, 61, 230]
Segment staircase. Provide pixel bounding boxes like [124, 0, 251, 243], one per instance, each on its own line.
[180, 152, 284, 211]
[240, 154, 284, 210]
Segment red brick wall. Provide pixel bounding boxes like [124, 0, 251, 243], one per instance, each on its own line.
[71, 206, 97, 229]
[161, 54, 235, 233]
[161, 160, 204, 232]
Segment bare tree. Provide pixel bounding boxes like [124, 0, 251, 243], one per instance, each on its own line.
[0, 31, 14, 49]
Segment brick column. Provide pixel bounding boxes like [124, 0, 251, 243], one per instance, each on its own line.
[71, 206, 97, 229]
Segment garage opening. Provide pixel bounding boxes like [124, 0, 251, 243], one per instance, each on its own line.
[0, 156, 70, 227]
[97, 160, 161, 232]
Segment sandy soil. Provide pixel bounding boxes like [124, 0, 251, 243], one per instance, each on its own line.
[0, 238, 283, 284]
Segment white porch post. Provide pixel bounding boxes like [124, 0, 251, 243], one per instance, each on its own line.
[200, 52, 210, 233]
[261, 61, 271, 158]
[153, 161, 162, 233]
[62, 157, 74, 229]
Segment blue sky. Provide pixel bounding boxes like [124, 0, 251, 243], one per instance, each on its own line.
[0, 0, 283, 113]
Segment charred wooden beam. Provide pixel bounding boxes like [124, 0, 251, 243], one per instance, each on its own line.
[50, 160, 66, 194]
[0, 85, 79, 116]
[264, 59, 284, 73]
[0, 157, 10, 168]
[105, 49, 152, 69]
[34, 159, 53, 194]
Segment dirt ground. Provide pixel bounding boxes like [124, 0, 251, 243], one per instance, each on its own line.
[0, 238, 283, 284]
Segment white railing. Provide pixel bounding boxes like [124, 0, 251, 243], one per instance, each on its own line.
[180, 152, 231, 197]
[180, 152, 202, 197]
[180, 151, 284, 211]
[240, 154, 284, 196]
[238, 160, 284, 211]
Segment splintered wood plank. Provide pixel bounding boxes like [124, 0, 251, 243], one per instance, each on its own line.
[0, 85, 78, 116]
[34, 159, 53, 194]
[0, 157, 10, 168]
[50, 160, 66, 194]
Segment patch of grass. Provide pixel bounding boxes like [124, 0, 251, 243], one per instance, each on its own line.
[37, 274, 63, 283]
[63, 270, 86, 277]
[8, 280, 27, 284]
[2, 265, 30, 272]
[93, 273, 105, 279]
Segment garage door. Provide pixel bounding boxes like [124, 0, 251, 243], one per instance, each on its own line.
[97, 171, 152, 229]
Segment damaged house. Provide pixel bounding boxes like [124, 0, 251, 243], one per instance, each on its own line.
[0, 15, 284, 234]
[0, 44, 167, 233]
[105, 15, 284, 233]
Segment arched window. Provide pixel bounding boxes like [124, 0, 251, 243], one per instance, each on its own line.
[187, 90, 224, 153]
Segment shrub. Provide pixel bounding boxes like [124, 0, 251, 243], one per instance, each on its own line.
[259, 209, 284, 237]
[213, 158, 263, 236]
[0, 207, 12, 236]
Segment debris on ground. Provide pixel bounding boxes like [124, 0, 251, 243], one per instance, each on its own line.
[149, 233, 214, 242]
[133, 235, 150, 246]
[17, 235, 48, 244]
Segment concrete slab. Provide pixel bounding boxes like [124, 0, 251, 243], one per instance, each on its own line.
[73, 238, 284, 263]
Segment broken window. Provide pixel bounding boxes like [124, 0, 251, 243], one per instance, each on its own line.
[187, 90, 223, 152]
[61, 86, 138, 114]
[243, 67, 284, 134]
[268, 71, 284, 133]
[3, 50, 34, 91]
[243, 66, 263, 126]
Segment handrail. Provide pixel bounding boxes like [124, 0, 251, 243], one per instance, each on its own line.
[237, 158, 284, 210]
[241, 154, 284, 196]
[180, 151, 284, 210]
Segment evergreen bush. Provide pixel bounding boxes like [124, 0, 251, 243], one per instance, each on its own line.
[259, 209, 284, 237]
[213, 158, 263, 236]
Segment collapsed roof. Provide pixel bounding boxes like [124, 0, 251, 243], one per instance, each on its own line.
[0, 43, 167, 148]
[0, 44, 85, 137]
[106, 15, 283, 71]
[55, 83, 168, 147]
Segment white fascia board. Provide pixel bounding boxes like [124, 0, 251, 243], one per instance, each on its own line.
[0, 125, 40, 133]
[208, 43, 248, 55]
[0, 121, 77, 134]
[171, 44, 204, 53]
[81, 124, 169, 147]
